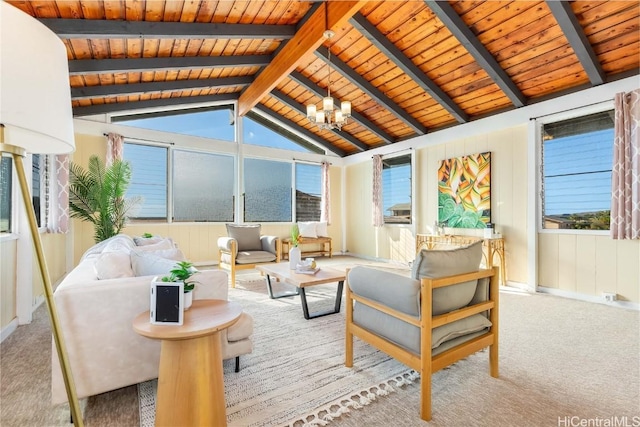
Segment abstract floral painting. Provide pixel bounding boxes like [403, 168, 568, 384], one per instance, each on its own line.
[438, 152, 491, 228]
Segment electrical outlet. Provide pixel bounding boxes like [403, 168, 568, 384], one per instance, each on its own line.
[602, 292, 617, 302]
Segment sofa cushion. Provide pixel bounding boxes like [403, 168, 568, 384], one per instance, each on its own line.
[411, 240, 483, 315]
[226, 224, 261, 251]
[235, 250, 276, 265]
[130, 249, 185, 277]
[94, 251, 134, 280]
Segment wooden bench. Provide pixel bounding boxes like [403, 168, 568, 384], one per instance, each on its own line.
[282, 236, 332, 260]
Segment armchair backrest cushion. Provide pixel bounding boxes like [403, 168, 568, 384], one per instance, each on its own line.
[411, 240, 483, 315]
[226, 224, 262, 251]
[348, 266, 420, 316]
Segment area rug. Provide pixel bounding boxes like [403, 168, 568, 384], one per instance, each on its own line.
[138, 271, 417, 427]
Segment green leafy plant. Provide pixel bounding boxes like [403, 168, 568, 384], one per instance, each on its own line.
[142, 232, 153, 238]
[69, 155, 142, 243]
[161, 261, 198, 292]
[290, 224, 300, 247]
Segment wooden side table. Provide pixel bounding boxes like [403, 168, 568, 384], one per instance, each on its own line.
[133, 299, 242, 427]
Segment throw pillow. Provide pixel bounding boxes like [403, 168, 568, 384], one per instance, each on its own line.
[226, 224, 262, 251]
[132, 239, 174, 252]
[94, 251, 134, 280]
[130, 249, 186, 277]
[411, 240, 483, 315]
[315, 221, 328, 237]
[102, 236, 136, 254]
[297, 222, 317, 238]
[134, 235, 166, 246]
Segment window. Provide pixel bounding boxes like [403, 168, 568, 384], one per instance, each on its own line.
[114, 106, 235, 142]
[173, 150, 235, 222]
[32, 154, 42, 227]
[382, 154, 412, 224]
[0, 156, 12, 233]
[124, 143, 168, 220]
[295, 163, 321, 221]
[243, 113, 323, 154]
[542, 110, 614, 230]
[244, 158, 292, 222]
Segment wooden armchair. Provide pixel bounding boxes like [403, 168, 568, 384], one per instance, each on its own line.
[218, 224, 281, 287]
[345, 241, 499, 421]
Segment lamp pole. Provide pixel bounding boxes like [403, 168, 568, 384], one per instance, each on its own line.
[1, 141, 84, 427]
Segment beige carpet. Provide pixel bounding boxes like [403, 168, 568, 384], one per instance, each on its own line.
[1, 256, 639, 426]
[139, 271, 417, 426]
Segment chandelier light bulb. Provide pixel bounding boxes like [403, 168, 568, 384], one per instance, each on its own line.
[306, 104, 316, 121]
[323, 97, 334, 112]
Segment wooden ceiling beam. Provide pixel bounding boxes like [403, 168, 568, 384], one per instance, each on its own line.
[289, 71, 394, 145]
[253, 105, 347, 157]
[426, 0, 527, 108]
[315, 47, 427, 135]
[350, 13, 469, 124]
[39, 18, 296, 39]
[546, 1, 605, 85]
[72, 94, 239, 117]
[237, 1, 368, 117]
[71, 77, 252, 100]
[69, 55, 271, 75]
[270, 89, 368, 152]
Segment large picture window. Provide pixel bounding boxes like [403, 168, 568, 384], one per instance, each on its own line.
[244, 158, 292, 222]
[383, 154, 412, 224]
[173, 150, 234, 222]
[0, 156, 12, 233]
[124, 143, 168, 220]
[541, 110, 614, 230]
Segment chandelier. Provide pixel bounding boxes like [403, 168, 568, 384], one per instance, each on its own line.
[306, 5, 351, 131]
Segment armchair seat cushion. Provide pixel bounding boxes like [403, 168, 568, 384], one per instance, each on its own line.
[353, 302, 491, 354]
[226, 224, 262, 251]
[235, 250, 277, 264]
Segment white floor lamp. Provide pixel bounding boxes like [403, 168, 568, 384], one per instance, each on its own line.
[0, 3, 83, 426]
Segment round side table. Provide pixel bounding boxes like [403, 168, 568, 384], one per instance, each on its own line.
[133, 299, 242, 427]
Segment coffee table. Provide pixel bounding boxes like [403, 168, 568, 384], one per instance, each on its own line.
[256, 263, 346, 320]
[133, 299, 242, 427]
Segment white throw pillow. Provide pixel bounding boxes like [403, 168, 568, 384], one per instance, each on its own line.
[130, 249, 185, 277]
[298, 222, 317, 238]
[315, 221, 328, 237]
[102, 236, 136, 254]
[94, 251, 134, 280]
[134, 235, 166, 246]
[132, 239, 174, 252]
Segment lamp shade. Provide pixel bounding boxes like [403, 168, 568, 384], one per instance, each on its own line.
[0, 2, 74, 154]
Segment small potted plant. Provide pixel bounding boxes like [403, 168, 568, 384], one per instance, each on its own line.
[161, 261, 199, 310]
[289, 224, 301, 269]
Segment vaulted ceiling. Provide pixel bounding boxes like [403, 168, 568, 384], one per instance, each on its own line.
[8, 1, 639, 157]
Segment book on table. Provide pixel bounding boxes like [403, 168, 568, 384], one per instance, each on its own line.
[295, 266, 320, 275]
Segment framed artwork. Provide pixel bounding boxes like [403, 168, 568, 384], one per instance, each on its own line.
[437, 152, 491, 228]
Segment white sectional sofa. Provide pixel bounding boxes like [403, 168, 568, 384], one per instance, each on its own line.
[51, 235, 253, 405]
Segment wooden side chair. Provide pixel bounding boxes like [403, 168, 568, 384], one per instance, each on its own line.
[345, 241, 499, 421]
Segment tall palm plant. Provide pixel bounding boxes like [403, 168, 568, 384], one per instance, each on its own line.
[69, 155, 141, 243]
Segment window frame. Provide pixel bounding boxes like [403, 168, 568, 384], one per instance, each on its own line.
[381, 151, 414, 226]
[536, 102, 614, 235]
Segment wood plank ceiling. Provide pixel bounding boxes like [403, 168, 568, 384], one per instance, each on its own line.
[8, 0, 639, 157]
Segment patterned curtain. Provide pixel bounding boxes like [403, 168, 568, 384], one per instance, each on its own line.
[46, 154, 70, 233]
[320, 161, 331, 224]
[372, 154, 383, 227]
[611, 89, 640, 239]
[106, 132, 124, 165]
